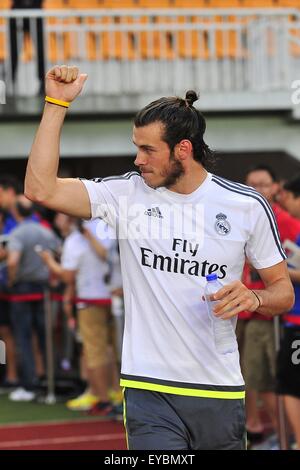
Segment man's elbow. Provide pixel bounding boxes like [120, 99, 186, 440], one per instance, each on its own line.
[280, 283, 295, 313]
[24, 184, 55, 207]
[7, 260, 18, 271]
[24, 185, 46, 205]
[286, 287, 295, 312]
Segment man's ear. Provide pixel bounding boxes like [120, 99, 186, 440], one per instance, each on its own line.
[177, 140, 193, 160]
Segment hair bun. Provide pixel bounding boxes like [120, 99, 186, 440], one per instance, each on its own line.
[185, 90, 199, 107]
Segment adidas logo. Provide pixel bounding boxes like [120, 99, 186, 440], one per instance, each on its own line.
[144, 207, 163, 218]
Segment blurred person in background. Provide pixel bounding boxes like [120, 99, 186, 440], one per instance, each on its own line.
[276, 175, 300, 450]
[0, 176, 53, 389]
[39, 217, 122, 417]
[0, 175, 22, 234]
[109, 242, 124, 367]
[9, 0, 45, 95]
[7, 195, 60, 402]
[43, 212, 77, 372]
[0, 209, 18, 390]
[0, 176, 22, 390]
[240, 165, 300, 446]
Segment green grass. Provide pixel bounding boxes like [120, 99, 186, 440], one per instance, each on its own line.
[0, 394, 98, 425]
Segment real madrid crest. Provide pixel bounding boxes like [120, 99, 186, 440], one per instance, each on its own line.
[215, 213, 231, 236]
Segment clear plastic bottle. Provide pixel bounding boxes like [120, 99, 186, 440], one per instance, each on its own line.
[204, 273, 238, 354]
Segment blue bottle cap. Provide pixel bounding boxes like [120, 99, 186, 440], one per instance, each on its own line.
[206, 273, 218, 281]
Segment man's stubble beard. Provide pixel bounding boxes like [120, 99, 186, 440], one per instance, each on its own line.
[154, 150, 185, 189]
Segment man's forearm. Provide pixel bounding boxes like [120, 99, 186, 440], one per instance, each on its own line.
[45, 255, 64, 278]
[25, 103, 67, 202]
[7, 265, 17, 287]
[288, 268, 300, 283]
[253, 278, 295, 316]
[86, 234, 107, 260]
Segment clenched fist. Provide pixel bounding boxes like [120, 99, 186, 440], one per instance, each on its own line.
[45, 65, 88, 103]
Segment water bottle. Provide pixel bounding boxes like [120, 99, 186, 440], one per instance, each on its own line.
[204, 273, 238, 354]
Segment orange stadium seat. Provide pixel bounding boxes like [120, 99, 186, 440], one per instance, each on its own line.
[70, 0, 104, 7]
[68, 0, 98, 60]
[173, 0, 209, 7]
[69, 0, 137, 60]
[139, 0, 174, 7]
[44, 0, 70, 7]
[241, 0, 278, 6]
[173, 15, 209, 59]
[168, 2, 208, 59]
[0, 1, 11, 61]
[209, 0, 242, 6]
[44, 0, 73, 62]
[103, 0, 141, 6]
[133, 16, 171, 60]
[100, 16, 137, 60]
[289, 15, 300, 56]
[277, 0, 300, 6]
[0, 0, 12, 6]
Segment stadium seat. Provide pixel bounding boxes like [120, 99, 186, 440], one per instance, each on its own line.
[70, 0, 138, 60]
[134, 15, 173, 60]
[44, 0, 73, 62]
[44, 0, 70, 7]
[103, 0, 141, 6]
[0, 1, 11, 61]
[100, 16, 138, 60]
[288, 15, 300, 56]
[241, 0, 278, 6]
[173, 16, 209, 59]
[277, 0, 300, 6]
[174, 0, 209, 7]
[68, 0, 101, 60]
[139, 0, 174, 7]
[209, 0, 242, 6]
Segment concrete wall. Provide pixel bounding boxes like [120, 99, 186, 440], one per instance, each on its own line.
[1, 114, 300, 161]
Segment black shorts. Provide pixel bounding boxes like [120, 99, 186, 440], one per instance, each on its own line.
[0, 298, 10, 327]
[123, 388, 246, 450]
[276, 326, 300, 399]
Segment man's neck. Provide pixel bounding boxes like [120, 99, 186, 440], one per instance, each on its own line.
[167, 163, 207, 195]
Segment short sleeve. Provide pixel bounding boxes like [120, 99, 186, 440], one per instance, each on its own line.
[83, 219, 116, 250]
[7, 233, 23, 252]
[49, 232, 61, 253]
[80, 172, 140, 229]
[245, 198, 287, 270]
[61, 236, 81, 271]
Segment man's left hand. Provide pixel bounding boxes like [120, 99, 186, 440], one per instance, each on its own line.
[211, 280, 261, 319]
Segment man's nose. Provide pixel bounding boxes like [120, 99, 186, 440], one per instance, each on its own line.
[134, 152, 147, 167]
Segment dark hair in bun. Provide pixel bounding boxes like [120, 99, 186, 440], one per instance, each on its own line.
[185, 90, 199, 107]
[134, 90, 214, 169]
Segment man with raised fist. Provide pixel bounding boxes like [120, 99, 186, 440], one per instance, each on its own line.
[24, 65, 294, 450]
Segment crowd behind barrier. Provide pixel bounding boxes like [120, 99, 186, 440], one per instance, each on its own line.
[0, 174, 124, 416]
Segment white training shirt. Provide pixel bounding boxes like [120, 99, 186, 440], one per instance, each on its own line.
[61, 219, 114, 301]
[81, 172, 286, 398]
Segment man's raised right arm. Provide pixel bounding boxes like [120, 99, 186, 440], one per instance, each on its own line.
[25, 65, 90, 218]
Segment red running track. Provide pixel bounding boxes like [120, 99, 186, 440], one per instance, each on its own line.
[0, 419, 127, 450]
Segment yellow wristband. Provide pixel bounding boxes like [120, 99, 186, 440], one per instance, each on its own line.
[45, 96, 70, 108]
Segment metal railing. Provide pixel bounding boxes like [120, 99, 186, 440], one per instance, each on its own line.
[0, 8, 299, 106]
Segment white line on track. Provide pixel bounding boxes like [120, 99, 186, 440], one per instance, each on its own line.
[0, 433, 125, 448]
[0, 417, 118, 429]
